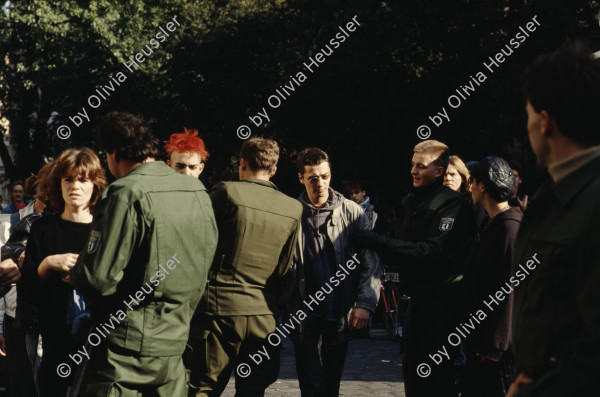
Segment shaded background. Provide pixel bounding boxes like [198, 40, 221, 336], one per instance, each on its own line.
[1, 0, 599, 202]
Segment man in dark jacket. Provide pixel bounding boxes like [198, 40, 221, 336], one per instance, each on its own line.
[188, 137, 302, 397]
[1, 161, 54, 397]
[507, 44, 600, 396]
[289, 148, 379, 397]
[358, 140, 474, 397]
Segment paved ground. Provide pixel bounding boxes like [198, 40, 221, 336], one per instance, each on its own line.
[223, 326, 406, 396]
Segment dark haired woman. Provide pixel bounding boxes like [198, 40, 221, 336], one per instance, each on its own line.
[19, 148, 106, 396]
[462, 156, 522, 397]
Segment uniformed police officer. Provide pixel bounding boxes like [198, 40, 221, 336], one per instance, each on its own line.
[358, 140, 474, 397]
[69, 112, 218, 396]
[187, 137, 302, 397]
[507, 44, 600, 396]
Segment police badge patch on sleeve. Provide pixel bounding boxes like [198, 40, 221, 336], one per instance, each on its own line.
[87, 230, 102, 253]
[439, 218, 455, 231]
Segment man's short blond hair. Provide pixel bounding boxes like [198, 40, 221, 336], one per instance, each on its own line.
[413, 140, 450, 169]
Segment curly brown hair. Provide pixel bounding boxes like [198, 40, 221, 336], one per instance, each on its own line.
[45, 148, 107, 214]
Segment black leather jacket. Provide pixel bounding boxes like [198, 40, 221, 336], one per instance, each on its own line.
[2, 210, 50, 330]
[1, 212, 46, 263]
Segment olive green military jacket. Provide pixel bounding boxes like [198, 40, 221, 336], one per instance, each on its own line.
[511, 155, 600, 396]
[70, 161, 218, 357]
[199, 178, 302, 316]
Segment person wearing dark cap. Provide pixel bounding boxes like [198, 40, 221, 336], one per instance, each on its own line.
[507, 43, 600, 396]
[464, 161, 479, 173]
[462, 156, 522, 397]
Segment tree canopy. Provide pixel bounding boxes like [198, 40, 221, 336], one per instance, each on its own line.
[1, 0, 599, 198]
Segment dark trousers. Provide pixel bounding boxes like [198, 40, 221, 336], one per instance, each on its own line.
[461, 358, 504, 397]
[461, 350, 515, 397]
[3, 314, 37, 397]
[39, 332, 77, 397]
[402, 297, 460, 397]
[293, 318, 348, 397]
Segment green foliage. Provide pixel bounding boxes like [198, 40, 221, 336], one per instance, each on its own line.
[0, 0, 599, 198]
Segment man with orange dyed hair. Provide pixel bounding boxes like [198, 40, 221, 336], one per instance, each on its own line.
[164, 128, 210, 178]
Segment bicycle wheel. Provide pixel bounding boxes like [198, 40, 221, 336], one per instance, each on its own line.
[382, 283, 401, 340]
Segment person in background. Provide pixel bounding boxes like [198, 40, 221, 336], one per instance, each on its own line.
[443, 155, 476, 392]
[164, 127, 210, 178]
[3, 181, 29, 214]
[444, 155, 471, 194]
[508, 163, 528, 212]
[18, 148, 106, 397]
[1, 161, 54, 397]
[463, 160, 489, 231]
[462, 156, 522, 397]
[2, 181, 31, 214]
[23, 175, 36, 202]
[9, 174, 39, 231]
[345, 182, 378, 229]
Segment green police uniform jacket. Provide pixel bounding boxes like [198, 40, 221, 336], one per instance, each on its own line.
[511, 153, 600, 396]
[199, 178, 302, 316]
[70, 161, 218, 357]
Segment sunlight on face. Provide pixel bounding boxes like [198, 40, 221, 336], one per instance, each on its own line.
[61, 174, 94, 211]
[168, 151, 204, 178]
[444, 164, 463, 192]
[411, 152, 443, 188]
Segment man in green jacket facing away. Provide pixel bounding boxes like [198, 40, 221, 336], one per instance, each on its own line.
[507, 44, 600, 396]
[188, 137, 302, 397]
[69, 112, 218, 396]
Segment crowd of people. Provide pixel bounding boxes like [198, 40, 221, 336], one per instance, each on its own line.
[0, 43, 597, 397]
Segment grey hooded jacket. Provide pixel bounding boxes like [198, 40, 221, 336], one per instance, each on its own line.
[285, 188, 380, 343]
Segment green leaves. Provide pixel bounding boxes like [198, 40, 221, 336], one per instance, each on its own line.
[0, 0, 599, 194]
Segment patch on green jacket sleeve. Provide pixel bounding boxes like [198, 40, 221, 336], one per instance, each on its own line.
[87, 230, 102, 253]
